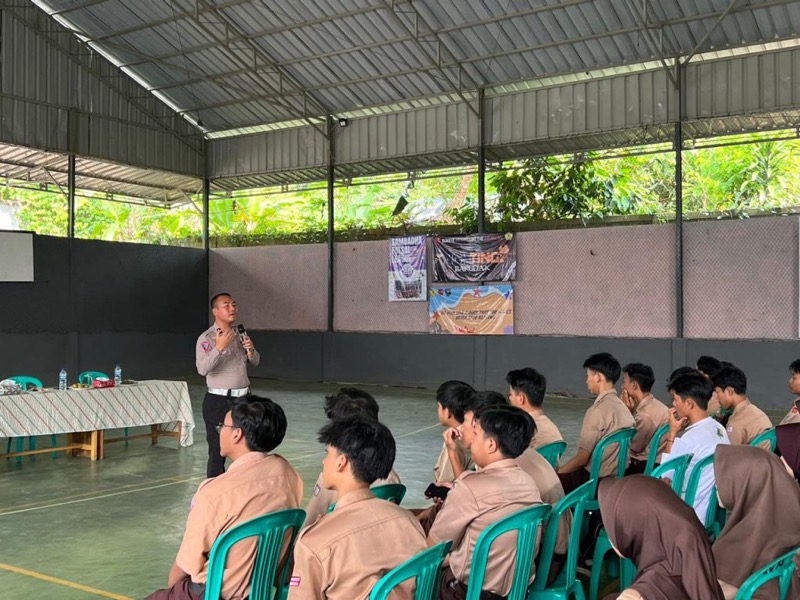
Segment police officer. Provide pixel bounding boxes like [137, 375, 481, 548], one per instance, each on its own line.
[196, 293, 259, 477]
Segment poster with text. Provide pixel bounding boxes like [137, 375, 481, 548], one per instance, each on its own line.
[432, 233, 516, 282]
[389, 235, 427, 301]
[429, 284, 514, 335]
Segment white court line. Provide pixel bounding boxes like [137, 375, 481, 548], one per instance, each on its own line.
[395, 423, 440, 439]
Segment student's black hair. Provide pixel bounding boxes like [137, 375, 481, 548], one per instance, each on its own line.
[317, 417, 396, 484]
[436, 380, 475, 423]
[231, 395, 287, 453]
[506, 368, 547, 407]
[464, 390, 509, 415]
[473, 405, 535, 459]
[622, 363, 655, 393]
[210, 292, 232, 310]
[667, 366, 698, 386]
[790, 359, 800, 375]
[667, 372, 713, 410]
[582, 352, 621, 384]
[323, 387, 379, 420]
[711, 366, 747, 395]
[696, 355, 722, 377]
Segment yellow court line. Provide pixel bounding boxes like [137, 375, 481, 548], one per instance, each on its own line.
[0, 562, 133, 600]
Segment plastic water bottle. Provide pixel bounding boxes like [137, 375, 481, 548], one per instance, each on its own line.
[114, 365, 122, 386]
[59, 369, 67, 391]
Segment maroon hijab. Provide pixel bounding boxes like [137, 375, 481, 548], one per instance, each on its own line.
[776, 423, 800, 485]
[712, 445, 800, 598]
[598, 475, 724, 600]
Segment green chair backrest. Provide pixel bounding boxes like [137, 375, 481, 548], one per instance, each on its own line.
[466, 503, 551, 600]
[531, 480, 594, 592]
[369, 541, 453, 600]
[536, 441, 567, 469]
[204, 508, 305, 600]
[734, 546, 800, 600]
[644, 423, 670, 475]
[8, 375, 43, 390]
[371, 483, 407, 505]
[78, 371, 109, 385]
[587, 427, 637, 497]
[683, 453, 724, 535]
[750, 428, 777, 452]
[650, 453, 694, 495]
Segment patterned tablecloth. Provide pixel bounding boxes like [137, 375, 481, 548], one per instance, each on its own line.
[0, 380, 195, 447]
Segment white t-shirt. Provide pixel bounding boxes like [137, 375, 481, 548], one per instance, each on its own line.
[661, 417, 730, 524]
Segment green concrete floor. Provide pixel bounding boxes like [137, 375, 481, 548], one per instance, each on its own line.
[0, 378, 787, 599]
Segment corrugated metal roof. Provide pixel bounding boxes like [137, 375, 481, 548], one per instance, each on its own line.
[30, 0, 800, 134]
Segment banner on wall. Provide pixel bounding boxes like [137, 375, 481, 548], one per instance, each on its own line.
[389, 235, 427, 301]
[432, 233, 516, 283]
[429, 284, 514, 335]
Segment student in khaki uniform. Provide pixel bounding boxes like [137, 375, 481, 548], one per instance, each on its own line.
[434, 381, 476, 483]
[146, 397, 302, 600]
[506, 368, 563, 449]
[779, 359, 800, 425]
[711, 365, 772, 446]
[621, 363, 670, 474]
[429, 406, 542, 600]
[557, 353, 635, 494]
[304, 388, 401, 526]
[289, 418, 426, 600]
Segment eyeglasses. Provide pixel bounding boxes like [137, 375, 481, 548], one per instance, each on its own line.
[215, 423, 238, 433]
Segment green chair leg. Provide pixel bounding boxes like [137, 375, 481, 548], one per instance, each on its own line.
[589, 529, 617, 600]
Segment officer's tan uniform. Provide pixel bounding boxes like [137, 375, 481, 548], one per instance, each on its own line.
[433, 439, 473, 483]
[303, 469, 401, 527]
[577, 389, 635, 477]
[175, 452, 303, 600]
[428, 459, 542, 596]
[526, 410, 563, 449]
[725, 398, 772, 445]
[629, 394, 670, 461]
[780, 398, 800, 425]
[288, 488, 427, 600]
[196, 324, 260, 389]
[515, 448, 571, 554]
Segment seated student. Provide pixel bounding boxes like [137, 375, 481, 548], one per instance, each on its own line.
[434, 380, 476, 483]
[711, 365, 772, 446]
[146, 397, 303, 600]
[712, 445, 800, 600]
[557, 352, 635, 494]
[696, 356, 727, 423]
[779, 359, 800, 425]
[507, 367, 563, 449]
[660, 371, 729, 523]
[304, 388, 401, 526]
[775, 423, 800, 484]
[429, 406, 542, 600]
[621, 363, 670, 475]
[289, 418, 427, 600]
[598, 475, 724, 600]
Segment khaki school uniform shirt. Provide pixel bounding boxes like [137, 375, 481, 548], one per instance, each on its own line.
[617, 590, 644, 600]
[526, 410, 563, 449]
[629, 394, 670, 461]
[303, 469, 401, 527]
[577, 390, 636, 478]
[428, 459, 542, 596]
[195, 324, 260, 389]
[725, 399, 772, 446]
[515, 448, 571, 555]
[433, 439, 473, 483]
[707, 392, 722, 419]
[176, 452, 303, 600]
[779, 398, 800, 425]
[289, 488, 427, 600]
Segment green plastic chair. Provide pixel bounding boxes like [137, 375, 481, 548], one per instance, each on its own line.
[371, 483, 407, 505]
[734, 546, 800, 600]
[369, 541, 453, 600]
[529, 480, 594, 600]
[750, 428, 777, 451]
[466, 503, 552, 600]
[78, 371, 109, 385]
[643, 424, 670, 475]
[683, 453, 725, 539]
[589, 454, 695, 600]
[4, 375, 57, 460]
[586, 427, 638, 501]
[537, 441, 568, 469]
[204, 508, 305, 600]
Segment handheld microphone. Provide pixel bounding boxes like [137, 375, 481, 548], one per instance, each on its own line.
[237, 324, 254, 356]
